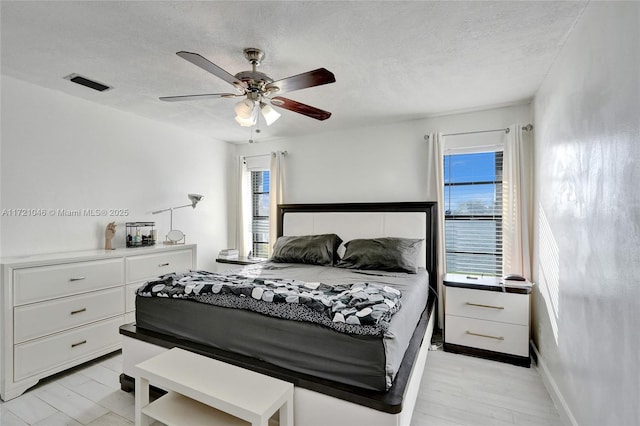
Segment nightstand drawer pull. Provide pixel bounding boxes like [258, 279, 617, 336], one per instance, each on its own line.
[71, 340, 87, 348]
[465, 302, 504, 310]
[158, 262, 170, 267]
[69, 277, 86, 282]
[70, 308, 87, 315]
[466, 331, 505, 340]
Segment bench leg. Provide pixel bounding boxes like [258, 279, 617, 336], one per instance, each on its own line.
[278, 393, 294, 426]
[135, 377, 150, 426]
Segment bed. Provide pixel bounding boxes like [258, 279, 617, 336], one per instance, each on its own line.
[119, 202, 438, 426]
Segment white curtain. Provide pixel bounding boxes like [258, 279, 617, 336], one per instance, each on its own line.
[502, 124, 533, 279]
[268, 151, 286, 256]
[236, 157, 252, 257]
[427, 132, 446, 328]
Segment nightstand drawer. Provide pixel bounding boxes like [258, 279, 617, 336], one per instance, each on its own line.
[446, 286, 528, 325]
[446, 315, 529, 357]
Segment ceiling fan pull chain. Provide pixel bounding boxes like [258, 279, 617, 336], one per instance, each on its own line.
[255, 108, 262, 134]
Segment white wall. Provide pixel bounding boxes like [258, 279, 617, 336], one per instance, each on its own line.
[239, 121, 431, 204]
[232, 103, 530, 248]
[235, 103, 531, 200]
[0, 76, 234, 271]
[532, 2, 639, 425]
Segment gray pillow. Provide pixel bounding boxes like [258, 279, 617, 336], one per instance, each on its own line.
[271, 234, 343, 266]
[337, 237, 423, 273]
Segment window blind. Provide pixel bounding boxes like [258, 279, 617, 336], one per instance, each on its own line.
[444, 151, 503, 276]
[251, 170, 270, 259]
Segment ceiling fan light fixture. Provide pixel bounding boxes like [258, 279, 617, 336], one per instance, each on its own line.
[162, 48, 336, 127]
[235, 115, 253, 127]
[260, 103, 281, 126]
[235, 108, 257, 127]
[234, 99, 255, 119]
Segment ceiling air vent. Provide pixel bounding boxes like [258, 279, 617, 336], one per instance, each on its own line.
[64, 73, 112, 92]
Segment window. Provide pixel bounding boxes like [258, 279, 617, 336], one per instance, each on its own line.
[250, 170, 270, 258]
[444, 151, 503, 276]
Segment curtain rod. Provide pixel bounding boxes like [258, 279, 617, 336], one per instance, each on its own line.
[446, 127, 509, 137]
[424, 124, 533, 140]
[241, 150, 288, 160]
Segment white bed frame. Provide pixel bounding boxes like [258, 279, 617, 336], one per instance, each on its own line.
[121, 202, 438, 426]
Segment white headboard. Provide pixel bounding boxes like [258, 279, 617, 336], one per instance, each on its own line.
[277, 203, 438, 290]
[283, 212, 427, 268]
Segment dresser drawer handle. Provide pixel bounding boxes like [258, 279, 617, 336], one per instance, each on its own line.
[466, 331, 505, 340]
[158, 263, 170, 267]
[465, 302, 504, 310]
[69, 277, 87, 282]
[71, 340, 87, 348]
[70, 308, 87, 315]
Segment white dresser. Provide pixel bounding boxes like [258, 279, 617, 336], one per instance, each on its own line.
[443, 273, 532, 367]
[1, 244, 196, 401]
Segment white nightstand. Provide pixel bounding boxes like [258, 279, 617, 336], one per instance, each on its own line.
[134, 347, 293, 426]
[443, 273, 532, 367]
[215, 257, 264, 273]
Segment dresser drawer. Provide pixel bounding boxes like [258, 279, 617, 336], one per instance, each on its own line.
[126, 250, 193, 283]
[14, 287, 125, 343]
[13, 259, 124, 306]
[14, 316, 123, 381]
[446, 315, 529, 357]
[446, 286, 529, 326]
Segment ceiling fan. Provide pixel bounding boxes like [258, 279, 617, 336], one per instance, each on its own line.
[159, 48, 336, 127]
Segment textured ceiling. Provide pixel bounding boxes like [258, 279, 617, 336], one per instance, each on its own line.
[1, 1, 587, 143]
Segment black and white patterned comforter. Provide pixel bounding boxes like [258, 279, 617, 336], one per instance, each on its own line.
[136, 270, 402, 336]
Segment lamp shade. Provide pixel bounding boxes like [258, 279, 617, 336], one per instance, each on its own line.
[260, 103, 281, 126]
[188, 193, 203, 208]
[235, 113, 257, 127]
[234, 99, 255, 119]
[235, 102, 258, 127]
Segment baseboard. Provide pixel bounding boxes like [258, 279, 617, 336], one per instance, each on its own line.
[530, 341, 578, 426]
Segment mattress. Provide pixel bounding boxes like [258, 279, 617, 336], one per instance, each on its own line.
[134, 262, 429, 391]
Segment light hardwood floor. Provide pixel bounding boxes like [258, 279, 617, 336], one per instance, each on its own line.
[0, 348, 562, 425]
[414, 350, 562, 425]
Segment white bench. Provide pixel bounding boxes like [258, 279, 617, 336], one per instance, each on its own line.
[134, 347, 294, 426]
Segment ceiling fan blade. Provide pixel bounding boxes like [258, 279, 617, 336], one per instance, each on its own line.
[159, 93, 240, 102]
[270, 96, 332, 121]
[176, 51, 247, 90]
[266, 68, 335, 94]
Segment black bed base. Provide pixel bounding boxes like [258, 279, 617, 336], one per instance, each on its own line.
[443, 342, 531, 367]
[120, 374, 163, 397]
[121, 201, 439, 414]
[119, 301, 433, 414]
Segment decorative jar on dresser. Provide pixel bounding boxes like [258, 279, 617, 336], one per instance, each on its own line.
[0, 244, 196, 401]
[443, 273, 532, 367]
